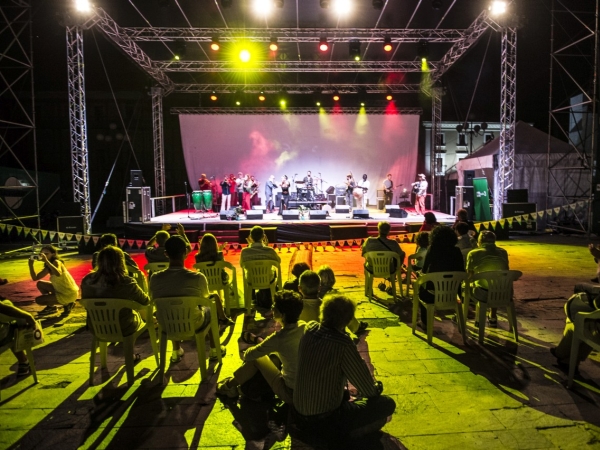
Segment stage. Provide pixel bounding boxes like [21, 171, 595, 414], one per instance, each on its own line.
[124, 206, 455, 244]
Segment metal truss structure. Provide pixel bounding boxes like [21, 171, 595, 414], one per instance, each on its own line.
[0, 1, 40, 229]
[122, 27, 466, 43]
[430, 87, 443, 211]
[171, 107, 423, 115]
[173, 83, 421, 94]
[66, 25, 91, 234]
[547, 0, 598, 234]
[151, 87, 166, 216]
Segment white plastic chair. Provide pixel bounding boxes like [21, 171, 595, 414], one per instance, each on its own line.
[464, 270, 522, 343]
[144, 262, 169, 276]
[127, 264, 148, 294]
[241, 260, 282, 313]
[194, 261, 239, 314]
[80, 298, 158, 386]
[363, 251, 402, 300]
[153, 295, 221, 384]
[403, 253, 422, 298]
[412, 271, 468, 345]
[0, 313, 38, 400]
[568, 309, 600, 388]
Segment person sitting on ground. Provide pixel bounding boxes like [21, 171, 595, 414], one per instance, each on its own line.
[92, 233, 138, 270]
[28, 245, 79, 318]
[455, 222, 477, 265]
[465, 230, 509, 328]
[283, 262, 311, 292]
[362, 221, 405, 275]
[240, 226, 281, 315]
[81, 246, 149, 337]
[419, 212, 440, 232]
[293, 295, 396, 446]
[317, 265, 336, 298]
[452, 208, 477, 234]
[411, 231, 429, 272]
[150, 235, 226, 363]
[0, 298, 37, 376]
[146, 223, 191, 264]
[216, 290, 305, 404]
[417, 226, 465, 328]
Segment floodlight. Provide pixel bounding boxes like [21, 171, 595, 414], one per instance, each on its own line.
[332, 0, 351, 16]
[210, 94, 218, 101]
[372, 0, 384, 10]
[333, 94, 340, 101]
[75, 0, 91, 12]
[349, 40, 361, 61]
[210, 37, 220, 51]
[259, 94, 266, 101]
[489, 1, 507, 15]
[174, 42, 186, 60]
[239, 49, 251, 62]
[316, 101, 321, 106]
[386, 94, 393, 101]
[269, 37, 278, 52]
[236, 101, 241, 106]
[253, 0, 273, 15]
[383, 36, 392, 52]
[319, 37, 329, 52]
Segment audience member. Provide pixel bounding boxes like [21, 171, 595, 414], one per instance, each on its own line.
[146, 223, 191, 264]
[317, 265, 336, 298]
[0, 298, 37, 376]
[362, 221, 405, 274]
[81, 246, 149, 337]
[28, 245, 79, 317]
[150, 236, 226, 363]
[418, 226, 465, 328]
[466, 231, 509, 327]
[293, 295, 396, 446]
[412, 231, 429, 271]
[452, 208, 477, 234]
[196, 233, 229, 283]
[455, 222, 477, 264]
[298, 271, 322, 323]
[216, 290, 305, 404]
[92, 233, 138, 269]
[283, 262, 311, 292]
[419, 212, 439, 232]
[587, 244, 600, 283]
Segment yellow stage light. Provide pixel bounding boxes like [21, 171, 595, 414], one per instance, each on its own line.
[239, 49, 251, 62]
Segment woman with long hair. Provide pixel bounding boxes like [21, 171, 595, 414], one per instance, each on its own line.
[81, 245, 149, 336]
[28, 244, 79, 317]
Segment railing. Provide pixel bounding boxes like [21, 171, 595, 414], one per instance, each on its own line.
[150, 194, 187, 218]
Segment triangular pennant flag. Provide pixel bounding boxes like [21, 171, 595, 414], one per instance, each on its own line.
[578, 201, 585, 207]
[23, 228, 31, 237]
[127, 239, 134, 247]
[118, 239, 126, 247]
[92, 236, 99, 245]
[569, 203, 577, 210]
[66, 233, 73, 241]
[7, 225, 13, 232]
[474, 223, 481, 231]
[507, 217, 513, 226]
[49, 231, 56, 241]
[58, 232, 65, 239]
[15, 226, 23, 236]
[41, 230, 48, 240]
[514, 216, 522, 225]
[499, 219, 506, 227]
[490, 221, 497, 229]
[554, 207, 561, 214]
[562, 205, 569, 211]
[136, 240, 144, 248]
[31, 229, 40, 237]
[0, 224, 5, 232]
[75, 234, 82, 242]
[84, 235, 91, 243]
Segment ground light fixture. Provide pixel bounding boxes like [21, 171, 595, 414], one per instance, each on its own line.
[383, 36, 392, 52]
[319, 37, 329, 52]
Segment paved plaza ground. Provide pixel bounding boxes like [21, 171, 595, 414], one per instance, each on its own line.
[1, 234, 600, 449]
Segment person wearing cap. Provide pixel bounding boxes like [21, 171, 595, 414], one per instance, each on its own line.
[412, 173, 428, 215]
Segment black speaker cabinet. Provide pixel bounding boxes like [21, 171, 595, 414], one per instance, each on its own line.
[282, 210, 299, 220]
[310, 210, 328, 220]
[335, 205, 350, 213]
[220, 211, 236, 221]
[57, 216, 85, 234]
[130, 170, 143, 187]
[352, 209, 370, 219]
[386, 205, 408, 218]
[502, 202, 537, 231]
[246, 210, 263, 220]
[326, 186, 335, 195]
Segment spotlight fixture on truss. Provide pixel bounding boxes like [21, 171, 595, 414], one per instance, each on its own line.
[349, 39, 361, 61]
[210, 36, 220, 51]
[383, 36, 392, 52]
[432, 0, 442, 9]
[319, 37, 329, 52]
[269, 37, 278, 51]
[417, 40, 429, 61]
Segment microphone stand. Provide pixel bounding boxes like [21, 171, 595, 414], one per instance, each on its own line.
[184, 181, 192, 219]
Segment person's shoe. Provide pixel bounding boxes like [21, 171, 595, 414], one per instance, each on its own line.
[216, 377, 239, 398]
[17, 362, 30, 376]
[209, 345, 226, 362]
[61, 302, 76, 317]
[37, 305, 58, 317]
[488, 316, 498, 328]
[171, 347, 184, 363]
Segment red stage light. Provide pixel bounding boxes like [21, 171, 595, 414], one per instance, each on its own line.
[319, 37, 329, 52]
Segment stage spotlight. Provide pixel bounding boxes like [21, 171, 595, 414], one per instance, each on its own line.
[220, 0, 233, 8]
[319, 0, 330, 8]
[332, 0, 352, 16]
[489, 1, 507, 15]
[383, 36, 392, 52]
[173, 42, 186, 60]
[349, 39, 361, 61]
[333, 94, 340, 102]
[269, 37, 278, 52]
[319, 37, 329, 52]
[236, 100, 241, 106]
[432, 0, 442, 9]
[258, 94, 266, 101]
[360, 102, 365, 106]
[417, 40, 429, 61]
[253, 0, 274, 15]
[210, 94, 218, 101]
[239, 49, 251, 62]
[210, 37, 220, 51]
[386, 94, 393, 101]
[75, 0, 91, 12]
[316, 101, 321, 106]
[372, 0, 384, 10]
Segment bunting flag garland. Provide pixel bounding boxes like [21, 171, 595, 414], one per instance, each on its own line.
[24, 227, 31, 237]
[75, 234, 82, 242]
[507, 218, 513, 227]
[554, 207, 561, 215]
[474, 223, 481, 231]
[58, 232, 65, 240]
[49, 231, 56, 241]
[0, 224, 4, 232]
[136, 240, 144, 248]
[499, 219, 506, 227]
[84, 235, 91, 244]
[7, 225, 13, 233]
[118, 239, 126, 247]
[127, 239, 134, 247]
[32, 229, 40, 238]
[514, 216, 522, 225]
[66, 233, 73, 241]
[577, 201, 585, 208]
[92, 236, 99, 245]
[15, 226, 22, 236]
[490, 221, 497, 229]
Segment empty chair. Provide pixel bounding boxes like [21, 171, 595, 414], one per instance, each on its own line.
[568, 309, 600, 388]
[464, 270, 522, 343]
[153, 295, 221, 383]
[363, 251, 402, 300]
[81, 298, 158, 386]
[241, 260, 282, 313]
[0, 313, 38, 400]
[194, 261, 239, 314]
[412, 272, 467, 345]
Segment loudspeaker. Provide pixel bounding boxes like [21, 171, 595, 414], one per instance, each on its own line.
[507, 189, 528, 203]
[220, 211, 236, 221]
[246, 210, 263, 220]
[326, 186, 335, 195]
[252, 205, 266, 213]
[130, 170, 143, 187]
[335, 205, 350, 213]
[378, 199, 385, 210]
[386, 205, 408, 218]
[502, 202, 537, 231]
[57, 216, 85, 234]
[309, 210, 328, 220]
[352, 209, 369, 219]
[282, 210, 299, 220]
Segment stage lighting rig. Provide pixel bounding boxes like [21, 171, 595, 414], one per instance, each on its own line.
[269, 37, 278, 52]
[489, 1, 507, 15]
[319, 37, 329, 52]
[333, 0, 352, 16]
[349, 39, 361, 61]
[417, 40, 429, 62]
[383, 36, 392, 52]
[210, 36, 220, 51]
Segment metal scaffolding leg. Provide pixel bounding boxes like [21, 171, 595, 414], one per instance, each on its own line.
[494, 27, 517, 220]
[151, 87, 166, 216]
[66, 26, 91, 234]
[431, 87, 442, 211]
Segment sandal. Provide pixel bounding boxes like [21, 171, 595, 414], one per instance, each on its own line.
[241, 331, 263, 346]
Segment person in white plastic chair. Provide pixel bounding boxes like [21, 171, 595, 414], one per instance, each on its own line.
[0, 299, 36, 377]
[361, 221, 405, 274]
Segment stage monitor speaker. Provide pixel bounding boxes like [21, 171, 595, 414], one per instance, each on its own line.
[220, 211, 236, 221]
[252, 205, 267, 213]
[386, 205, 408, 218]
[326, 186, 335, 195]
[57, 216, 84, 234]
[335, 205, 350, 214]
[246, 210, 263, 220]
[282, 210, 299, 220]
[352, 209, 369, 219]
[507, 189, 528, 203]
[130, 170, 143, 187]
[310, 210, 328, 220]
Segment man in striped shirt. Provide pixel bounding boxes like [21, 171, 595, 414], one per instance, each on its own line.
[292, 295, 396, 444]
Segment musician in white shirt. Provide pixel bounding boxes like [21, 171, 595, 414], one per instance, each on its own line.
[357, 174, 370, 209]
